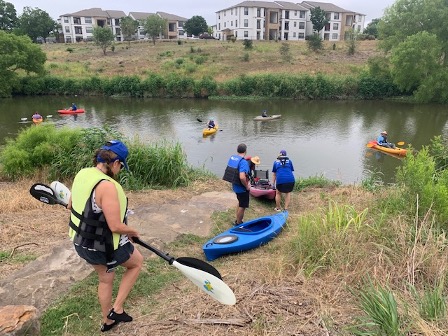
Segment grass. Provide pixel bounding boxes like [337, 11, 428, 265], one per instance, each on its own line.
[41, 40, 381, 82]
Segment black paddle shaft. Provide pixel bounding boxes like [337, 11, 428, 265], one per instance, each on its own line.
[133, 237, 174, 264]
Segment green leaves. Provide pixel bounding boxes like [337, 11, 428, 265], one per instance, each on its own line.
[92, 26, 115, 55]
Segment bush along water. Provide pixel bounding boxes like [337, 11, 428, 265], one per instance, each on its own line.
[13, 72, 401, 100]
[0, 125, 198, 189]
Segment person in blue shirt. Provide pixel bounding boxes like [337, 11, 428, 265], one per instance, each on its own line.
[377, 131, 395, 148]
[71, 103, 77, 111]
[32, 112, 42, 120]
[223, 143, 250, 225]
[207, 119, 215, 129]
[272, 150, 295, 211]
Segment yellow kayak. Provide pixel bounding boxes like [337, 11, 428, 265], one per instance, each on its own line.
[367, 141, 407, 156]
[203, 124, 218, 136]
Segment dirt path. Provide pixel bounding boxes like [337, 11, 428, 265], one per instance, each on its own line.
[0, 188, 236, 311]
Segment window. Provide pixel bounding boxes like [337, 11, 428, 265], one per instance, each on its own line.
[178, 21, 184, 27]
[64, 17, 69, 23]
[285, 11, 289, 19]
[294, 11, 297, 16]
[244, 31, 248, 37]
[244, 19, 248, 27]
[231, 8, 233, 15]
[358, 15, 362, 22]
[285, 22, 289, 30]
[231, 21, 233, 27]
[73, 17, 81, 24]
[86, 27, 93, 33]
[224, 22, 226, 28]
[235, 31, 238, 37]
[299, 11, 305, 18]
[257, 20, 261, 29]
[115, 19, 120, 25]
[332, 33, 338, 40]
[257, 8, 261, 17]
[218, 23, 221, 29]
[236, 20, 238, 27]
[65, 26, 70, 33]
[244, 7, 248, 15]
[179, 30, 184, 35]
[85, 17, 92, 24]
[299, 32, 304, 39]
[333, 23, 339, 30]
[299, 22, 305, 29]
[115, 28, 121, 35]
[293, 32, 296, 37]
[334, 13, 340, 20]
[294, 21, 296, 27]
[75, 26, 82, 34]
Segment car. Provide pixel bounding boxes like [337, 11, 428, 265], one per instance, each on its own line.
[199, 33, 216, 40]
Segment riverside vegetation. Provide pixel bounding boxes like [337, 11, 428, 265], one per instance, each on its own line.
[10, 39, 403, 100]
[1, 125, 448, 335]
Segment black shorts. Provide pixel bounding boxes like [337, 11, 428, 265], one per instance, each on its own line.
[75, 242, 134, 267]
[236, 191, 250, 208]
[277, 182, 295, 193]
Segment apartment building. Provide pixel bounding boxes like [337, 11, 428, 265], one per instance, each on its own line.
[301, 1, 365, 41]
[214, 1, 365, 41]
[60, 8, 126, 43]
[60, 8, 187, 42]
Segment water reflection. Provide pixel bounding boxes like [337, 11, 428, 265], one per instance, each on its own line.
[1, 96, 447, 184]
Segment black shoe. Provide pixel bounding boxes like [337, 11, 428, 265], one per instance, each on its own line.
[107, 308, 133, 322]
[101, 320, 119, 332]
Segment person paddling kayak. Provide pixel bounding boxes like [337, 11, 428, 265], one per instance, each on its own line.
[377, 131, 396, 149]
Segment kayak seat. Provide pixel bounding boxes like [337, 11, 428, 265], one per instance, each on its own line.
[233, 227, 252, 232]
[254, 169, 269, 179]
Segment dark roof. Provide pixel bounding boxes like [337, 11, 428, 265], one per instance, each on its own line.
[106, 10, 127, 18]
[129, 12, 156, 20]
[62, 8, 107, 17]
[301, 1, 348, 12]
[157, 12, 188, 21]
[275, 1, 308, 10]
[220, 1, 283, 12]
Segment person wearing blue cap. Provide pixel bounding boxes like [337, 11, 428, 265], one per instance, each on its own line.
[68, 140, 143, 332]
[272, 150, 295, 211]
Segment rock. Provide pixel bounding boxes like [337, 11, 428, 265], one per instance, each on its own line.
[0, 305, 39, 335]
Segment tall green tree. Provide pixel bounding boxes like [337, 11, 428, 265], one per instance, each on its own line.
[0, 31, 46, 96]
[310, 7, 328, 34]
[92, 26, 115, 55]
[184, 16, 208, 37]
[363, 18, 380, 38]
[143, 15, 166, 45]
[0, 0, 17, 31]
[18, 7, 55, 42]
[379, 0, 448, 61]
[376, 0, 448, 102]
[120, 16, 139, 46]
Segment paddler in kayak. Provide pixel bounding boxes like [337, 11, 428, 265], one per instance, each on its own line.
[377, 131, 396, 149]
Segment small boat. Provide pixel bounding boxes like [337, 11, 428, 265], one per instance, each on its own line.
[250, 183, 276, 200]
[367, 141, 407, 156]
[32, 117, 43, 124]
[203, 124, 218, 136]
[250, 169, 276, 200]
[58, 109, 85, 114]
[253, 114, 281, 121]
[202, 211, 288, 261]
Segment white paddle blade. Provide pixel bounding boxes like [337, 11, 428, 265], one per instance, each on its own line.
[50, 181, 71, 205]
[173, 260, 236, 305]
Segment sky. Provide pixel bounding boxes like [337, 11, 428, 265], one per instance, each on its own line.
[10, 0, 396, 24]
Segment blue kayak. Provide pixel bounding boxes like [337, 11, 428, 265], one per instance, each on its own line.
[203, 211, 288, 261]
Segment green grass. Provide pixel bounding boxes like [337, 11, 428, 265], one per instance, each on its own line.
[295, 175, 341, 190]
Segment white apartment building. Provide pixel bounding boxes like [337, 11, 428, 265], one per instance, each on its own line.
[214, 1, 365, 41]
[60, 8, 188, 43]
[59, 8, 126, 43]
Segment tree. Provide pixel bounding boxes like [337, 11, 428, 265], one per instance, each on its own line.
[310, 7, 328, 34]
[345, 28, 359, 55]
[0, 0, 17, 31]
[120, 16, 139, 46]
[184, 16, 208, 37]
[363, 18, 380, 38]
[18, 7, 55, 42]
[390, 31, 443, 92]
[144, 15, 166, 45]
[92, 26, 115, 55]
[378, 0, 448, 60]
[0, 31, 46, 96]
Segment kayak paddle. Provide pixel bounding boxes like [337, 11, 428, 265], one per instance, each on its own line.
[133, 237, 236, 305]
[397, 141, 405, 146]
[29, 182, 237, 305]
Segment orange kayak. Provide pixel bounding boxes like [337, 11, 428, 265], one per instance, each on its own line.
[367, 141, 407, 156]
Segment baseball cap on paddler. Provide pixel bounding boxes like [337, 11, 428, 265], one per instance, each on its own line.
[101, 140, 129, 171]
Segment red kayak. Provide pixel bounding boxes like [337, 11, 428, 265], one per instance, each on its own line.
[58, 109, 85, 114]
[250, 184, 276, 200]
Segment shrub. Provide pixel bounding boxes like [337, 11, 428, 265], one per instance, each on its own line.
[243, 39, 253, 49]
[306, 34, 323, 52]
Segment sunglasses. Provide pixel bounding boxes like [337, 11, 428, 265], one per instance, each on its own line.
[112, 159, 125, 170]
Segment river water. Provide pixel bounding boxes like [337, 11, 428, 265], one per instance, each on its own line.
[1, 96, 447, 184]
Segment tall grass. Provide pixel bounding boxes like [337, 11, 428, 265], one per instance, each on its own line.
[0, 125, 202, 189]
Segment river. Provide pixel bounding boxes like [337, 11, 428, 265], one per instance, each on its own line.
[1, 96, 447, 184]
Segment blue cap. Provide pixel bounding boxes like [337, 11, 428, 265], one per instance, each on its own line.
[101, 140, 129, 171]
[280, 150, 287, 156]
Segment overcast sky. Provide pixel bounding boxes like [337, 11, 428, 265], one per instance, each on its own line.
[10, 0, 396, 24]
